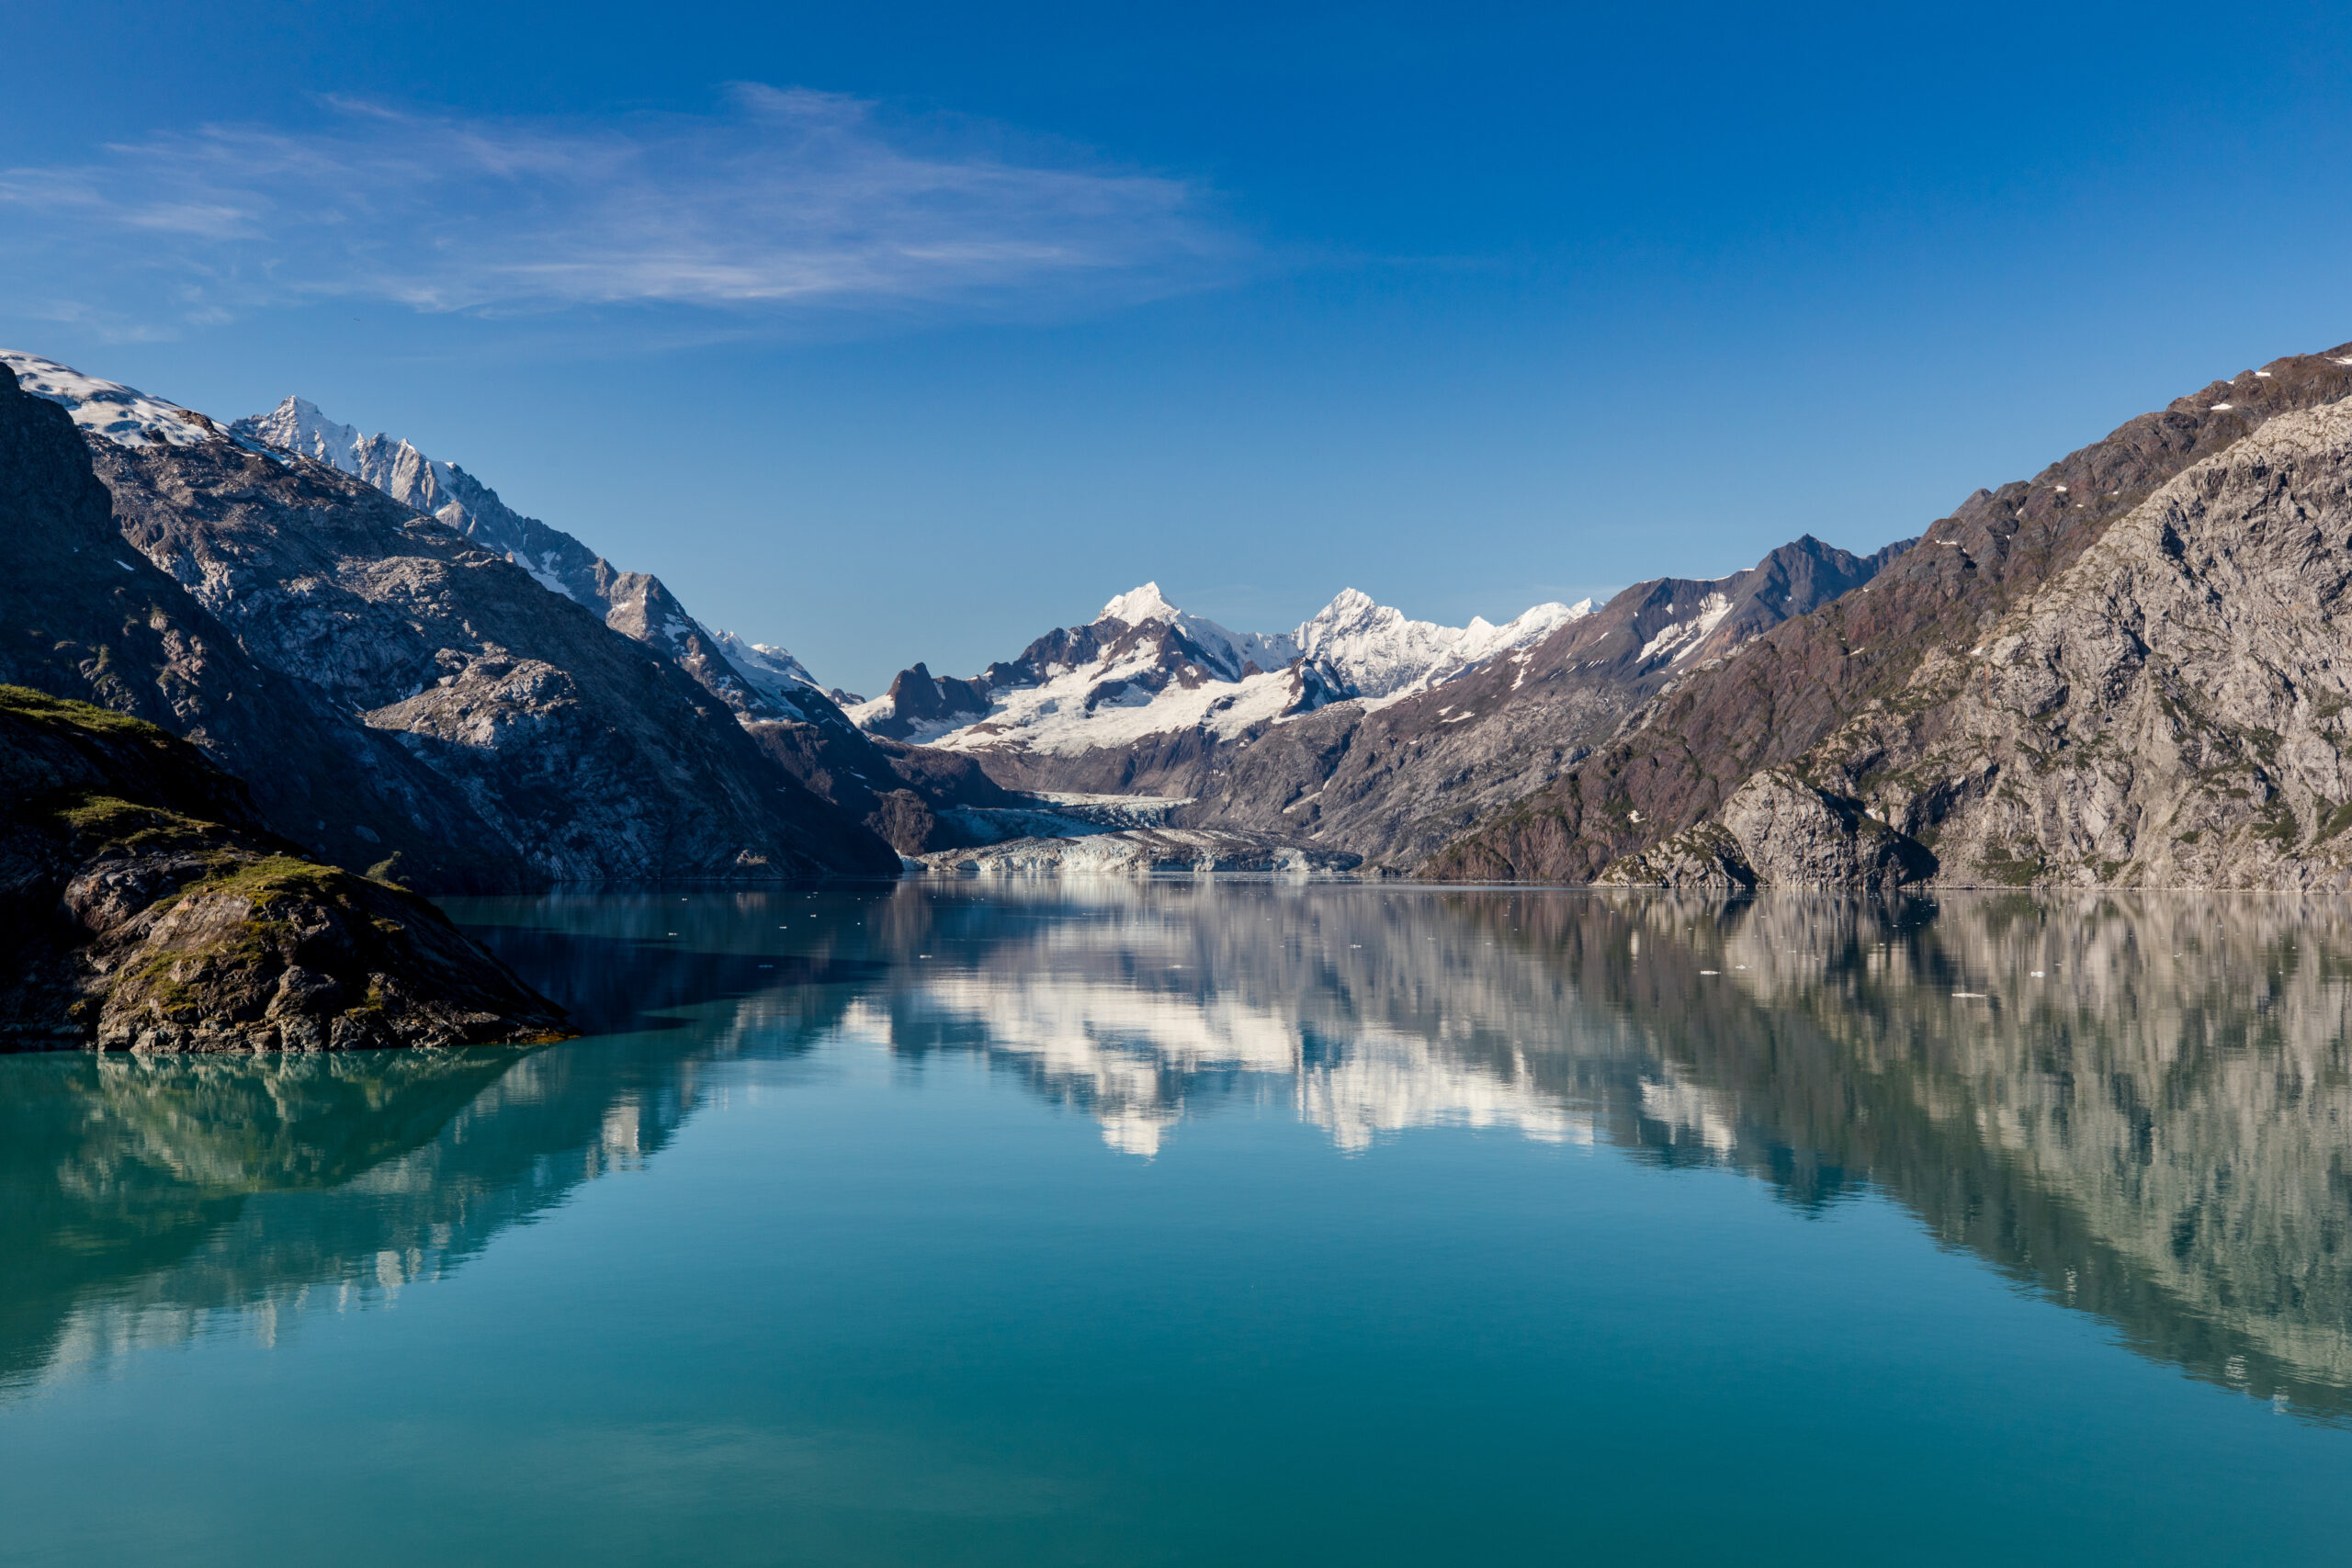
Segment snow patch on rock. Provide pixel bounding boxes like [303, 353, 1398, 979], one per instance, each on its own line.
[1634, 592, 1732, 667]
[1, 350, 221, 448]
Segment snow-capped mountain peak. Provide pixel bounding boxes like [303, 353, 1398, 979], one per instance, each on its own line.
[1100, 581, 1181, 626]
[238, 395, 479, 536]
[1295, 588, 1588, 701]
[0, 350, 222, 448]
[712, 630, 858, 708]
[243, 396, 368, 474]
[853, 583, 1592, 752]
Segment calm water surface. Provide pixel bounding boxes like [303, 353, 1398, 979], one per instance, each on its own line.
[3, 886, 2348, 1565]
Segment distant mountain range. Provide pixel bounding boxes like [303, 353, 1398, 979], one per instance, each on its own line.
[849, 538, 1905, 872]
[7, 334, 2352, 926]
[849, 581, 1588, 748]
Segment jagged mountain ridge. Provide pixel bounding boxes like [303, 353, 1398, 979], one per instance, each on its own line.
[849, 581, 1589, 753]
[0, 353, 899, 886]
[229, 393, 854, 720]
[1432, 341, 2352, 889]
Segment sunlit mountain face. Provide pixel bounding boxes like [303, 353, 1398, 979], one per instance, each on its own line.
[5, 884, 2346, 1439]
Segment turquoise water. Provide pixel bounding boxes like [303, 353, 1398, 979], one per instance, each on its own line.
[3, 885, 2348, 1565]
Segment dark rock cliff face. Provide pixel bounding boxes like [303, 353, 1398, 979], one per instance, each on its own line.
[0, 365, 511, 889]
[81, 418, 899, 886]
[860, 661, 995, 741]
[0, 685, 569, 1051]
[1426, 344, 2352, 885]
[743, 718, 1019, 855]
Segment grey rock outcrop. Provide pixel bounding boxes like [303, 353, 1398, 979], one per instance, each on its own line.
[1808, 396, 2352, 888]
[1601, 770, 1928, 890]
[1588, 353, 2352, 892]
[1429, 344, 2352, 886]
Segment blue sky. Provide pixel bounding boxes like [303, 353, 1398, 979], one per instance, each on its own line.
[5, 2, 2351, 694]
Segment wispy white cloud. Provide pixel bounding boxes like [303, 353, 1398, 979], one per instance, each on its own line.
[0, 86, 1241, 332]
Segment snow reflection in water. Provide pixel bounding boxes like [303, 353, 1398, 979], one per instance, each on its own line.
[1, 884, 2349, 1427]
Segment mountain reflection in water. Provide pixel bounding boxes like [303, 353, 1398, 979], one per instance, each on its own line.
[3, 885, 2348, 1429]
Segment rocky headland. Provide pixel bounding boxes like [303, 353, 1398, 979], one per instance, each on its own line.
[0, 684, 569, 1052]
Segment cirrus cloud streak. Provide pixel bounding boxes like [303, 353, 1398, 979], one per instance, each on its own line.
[0, 86, 1242, 331]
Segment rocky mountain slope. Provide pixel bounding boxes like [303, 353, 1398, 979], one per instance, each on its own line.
[1, 353, 897, 886]
[0, 684, 569, 1051]
[1613, 390, 2352, 890]
[1429, 344, 2352, 888]
[231, 395, 852, 720]
[0, 357, 514, 887]
[1160, 535, 1906, 867]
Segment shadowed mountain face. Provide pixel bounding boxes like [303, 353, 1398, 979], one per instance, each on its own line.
[1429, 344, 2352, 887]
[0, 355, 897, 890]
[6, 886, 2346, 1426]
[0, 367, 507, 888]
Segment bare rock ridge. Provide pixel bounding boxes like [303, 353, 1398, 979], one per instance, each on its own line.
[222, 389, 985, 861]
[0, 354, 899, 888]
[230, 396, 851, 725]
[0, 684, 569, 1051]
[1431, 342, 2352, 889]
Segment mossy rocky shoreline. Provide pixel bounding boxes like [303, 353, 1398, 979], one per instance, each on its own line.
[0, 686, 570, 1052]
